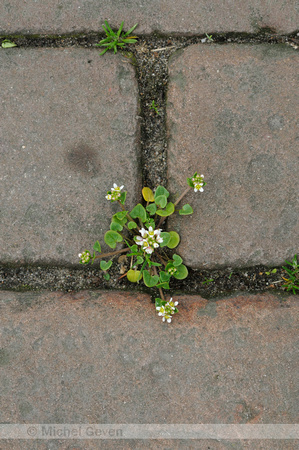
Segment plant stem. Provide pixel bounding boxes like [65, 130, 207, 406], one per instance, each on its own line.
[174, 186, 192, 207]
[94, 248, 130, 259]
[153, 266, 165, 301]
[117, 200, 140, 230]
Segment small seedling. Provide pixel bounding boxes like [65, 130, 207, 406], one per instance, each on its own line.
[228, 271, 233, 279]
[205, 34, 214, 42]
[265, 268, 277, 276]
[79, 173, 207, 323]
[150, 100, 160, 115]
[282, 254, 299, 294]
[1, 39, 17, 48]
[202, 278, 214, 285]
[95, 21, 138, 55]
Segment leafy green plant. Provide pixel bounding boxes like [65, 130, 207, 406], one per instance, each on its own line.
[282, 254, 299, 294]
[1, 39, 17, 48]
[150, 100, 160, 115]
[205, 33, 214, 42]
[79, 173, 206, 323]
[95, 21, 138, 55]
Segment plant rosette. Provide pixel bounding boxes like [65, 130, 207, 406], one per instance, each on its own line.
[78, 172, 206, 323]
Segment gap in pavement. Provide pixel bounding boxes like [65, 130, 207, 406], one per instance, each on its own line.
[0, 31, 297, 296]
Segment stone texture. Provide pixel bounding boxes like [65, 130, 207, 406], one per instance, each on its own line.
[0, 49, 140, 265]
[0, 0, 298, 34]
[0, 291, 298, 448]
[167, 44, 299, 269]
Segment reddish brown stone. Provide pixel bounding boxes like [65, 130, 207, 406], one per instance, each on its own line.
[0, 1, 298, 34]
[0, 290, 298, 432]
[0, 49, 140, 264]
[167, 44, 299, 269]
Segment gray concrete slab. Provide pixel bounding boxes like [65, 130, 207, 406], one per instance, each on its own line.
[0, 0, 298, 35]
[167, 44, 299, 269]
[0, 291, 298, 448]
[0, 49, 140, 265]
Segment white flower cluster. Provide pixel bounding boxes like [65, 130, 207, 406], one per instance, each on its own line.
[106, 183, 124, 201]
[192, 174, 204, 192]
[156, 298, 179, 323]
[135, 226, 163, 254]
[78, 250, 91, 264]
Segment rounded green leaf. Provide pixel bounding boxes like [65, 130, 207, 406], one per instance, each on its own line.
[110, 222, 123, 231]
[130, 204, 147, 222]
[156, 202, 175, 217]
[128, 221, 137, 229]
[179, 204, 193, 215]
[127, 269, 142, 283]
[103, 273, 110, 281]
[173, 254, 183, 267]
[93, 240, 102, 253]
[100, 260, 113, 271]
[173, 264, 188, 280]
[146, 203, 157, 215]
[159, 232, 171, 247]
[143, 270, 159, 287]
[155, 195, 167, 208]
[104, 230, 123, 249]
[154, 186, 169, 199]
[115, 211, 128, 220]
[167, 231, 180, 249]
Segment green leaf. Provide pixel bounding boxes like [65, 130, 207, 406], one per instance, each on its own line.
[93, 241, 101, 253]
[127, 221, 137, 229]
[136, 256, 144, 265]
[156, 282, 170, 290]
[115, 211, 128, 220]
[173, 264, 188, 280]
[130, 204, 147, 222]
[110, 222, 123, 231]
[159, 232, 171, 247]
[173, 254, 183, 267]
[123, 23, 138, 37]
[100, 260, 113, 271]
[179, 204, 193, 215]
[103, 273, 110, 281]
[156, 202, 175, 217]
[104, 230, 123, 249]
[154, 186, 169, 199]
[146, 203, 157, 215]
[155, 297, 165, 308]
[142, 187, 155, 202]
[127, 269, 142, 283]
[155, 195, 167, 208]
[143, 270, 159, 287]
[167, 231, 180, 249]
[159, 271, 171, 282]
[187, 177, 194, 188]
[119, 191, 127, 205]
[1, 40, 17, 48]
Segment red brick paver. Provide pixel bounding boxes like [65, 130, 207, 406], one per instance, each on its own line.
[0, 0, 298, 34]
[0, 49, 140, 264]
[167, 44, 299, 269]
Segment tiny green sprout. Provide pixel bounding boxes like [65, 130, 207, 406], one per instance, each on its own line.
[79, 172, 207, 323]
[282, 254, 299, 294]
[150, 100, 160, 115]
[265, 268, 277, 276]
[1, 39, 17, 48]
[228, 271, 233, 279]
[202, 278, 214, 285]
[95, 21, 138, 55]
[205, 33, 214, 42]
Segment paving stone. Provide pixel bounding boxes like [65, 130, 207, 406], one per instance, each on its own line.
[167, 44, 299, 269]
[0, 291, 298, 448]
[0, 49, 140, 265]
[0, 0, 298, 34]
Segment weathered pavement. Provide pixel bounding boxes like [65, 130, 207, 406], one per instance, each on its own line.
[0, 0, 299, 447]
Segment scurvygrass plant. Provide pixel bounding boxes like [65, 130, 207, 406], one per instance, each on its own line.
[79, 173, 206, 323]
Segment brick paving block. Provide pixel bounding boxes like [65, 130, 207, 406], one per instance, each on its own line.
[0, 49, 140, 265]
[167, 44, 299, 269]
[0, 290, 298, 436]
[0, 0, 298, 34]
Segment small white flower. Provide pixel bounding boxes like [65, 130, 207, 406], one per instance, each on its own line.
[167, 318, 172, 323]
